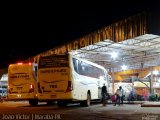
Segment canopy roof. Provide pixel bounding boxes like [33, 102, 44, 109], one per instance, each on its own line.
[71, 34, 160, 72]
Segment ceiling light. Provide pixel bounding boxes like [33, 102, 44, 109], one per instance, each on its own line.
[153, 70, 159, 75]
[111, 52, 118, 59]
[121, 65, 127, 70]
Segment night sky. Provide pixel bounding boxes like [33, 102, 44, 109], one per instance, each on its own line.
[1, 1, 159, 68]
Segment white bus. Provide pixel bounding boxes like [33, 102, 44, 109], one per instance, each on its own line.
[37, 54, 110, 107]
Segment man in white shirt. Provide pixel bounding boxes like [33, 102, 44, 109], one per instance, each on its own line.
[119, 86, 124, 104]
[114, 86, 124, 106]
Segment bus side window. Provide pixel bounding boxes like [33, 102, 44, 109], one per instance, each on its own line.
[78, 61, 83, 74]
[73, 58, 78, 73]
[34, 66, 37, 77]
[33, 63, 38, 78]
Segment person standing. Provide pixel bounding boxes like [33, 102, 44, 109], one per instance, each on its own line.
[114, 86, 124, 106]
[114, 87, 120, 106]
[119, 86, 124, 104]
[101, 83, 108, 106]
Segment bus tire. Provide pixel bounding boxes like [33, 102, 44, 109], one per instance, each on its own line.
[81, 93, 91, 107]
[29, 99, 38, 106]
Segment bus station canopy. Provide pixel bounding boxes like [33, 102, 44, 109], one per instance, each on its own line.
[71, 34, 160, 72]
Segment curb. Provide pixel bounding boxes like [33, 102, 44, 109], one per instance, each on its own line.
[141, 104, 160, 107]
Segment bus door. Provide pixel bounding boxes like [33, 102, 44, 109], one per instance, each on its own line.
[98, 73, 107, 99]
[97, 80, 101, 99]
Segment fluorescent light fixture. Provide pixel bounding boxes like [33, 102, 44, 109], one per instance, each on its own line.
[153, 70, 159, 75]
[121, 65, 127, 70]
[111, 52, 118, 59]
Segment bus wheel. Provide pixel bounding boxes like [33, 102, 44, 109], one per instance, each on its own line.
[86, 93, 91, 106]
[81, 93, 91, 107]
[29, 99, 38, 106]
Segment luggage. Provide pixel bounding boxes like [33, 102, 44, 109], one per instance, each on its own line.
[111, 95, 116, 102]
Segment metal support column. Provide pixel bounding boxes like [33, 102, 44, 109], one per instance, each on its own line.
[111, 68, 115, 94]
